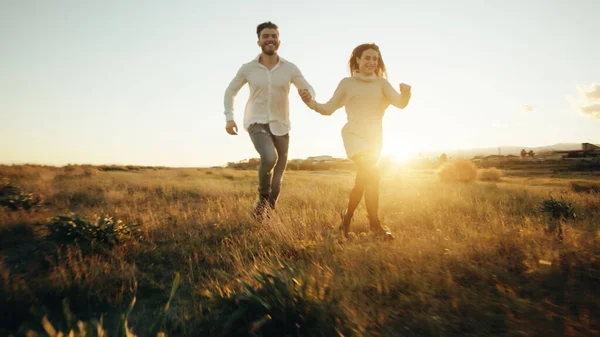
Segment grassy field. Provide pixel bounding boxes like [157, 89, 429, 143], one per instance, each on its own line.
[1, 163, 599, 336]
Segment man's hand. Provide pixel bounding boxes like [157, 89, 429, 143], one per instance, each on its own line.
[298, 88, 312, 103]
[400, 83, 411, 94]
[225, 120, 238, 135]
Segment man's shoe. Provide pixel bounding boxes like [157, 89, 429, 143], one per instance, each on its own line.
[252, 195, 269, 221]
[267, 197, 277, 210]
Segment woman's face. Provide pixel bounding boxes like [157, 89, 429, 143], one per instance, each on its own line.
[356, 49, 379, 76]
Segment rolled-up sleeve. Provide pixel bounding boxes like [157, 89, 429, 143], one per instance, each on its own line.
[291, 64, 316, 99]
[223, 65, 247, 121]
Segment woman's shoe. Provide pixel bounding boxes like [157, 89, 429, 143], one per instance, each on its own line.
[370, 220, 395, 241]
[252, 195, 269, 221]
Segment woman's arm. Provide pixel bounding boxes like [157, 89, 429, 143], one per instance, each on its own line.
[306, 78, 348, 116]
[382, 79, 411, 109]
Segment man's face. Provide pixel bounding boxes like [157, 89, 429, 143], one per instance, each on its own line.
[257, 28, 280, 55]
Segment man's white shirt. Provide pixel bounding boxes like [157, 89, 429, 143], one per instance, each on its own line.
[223, 55, 315, 136]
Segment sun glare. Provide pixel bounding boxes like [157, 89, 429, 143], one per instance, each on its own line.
[391, 151, 414, 163]
[384, 143, 416, 163]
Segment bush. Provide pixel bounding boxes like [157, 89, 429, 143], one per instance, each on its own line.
[47, 214, 141, 247]
[196, 266, 353, 337]
[542, 196, 576, 220]
[0, 178, 42, 211]
[63, 164, 77, 173]
[437, 159, 477, 183]
[477, 167, 503, 181]
[97, 165, 129, 172]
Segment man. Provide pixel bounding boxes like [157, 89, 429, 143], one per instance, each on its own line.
[223, 21, 314, 218]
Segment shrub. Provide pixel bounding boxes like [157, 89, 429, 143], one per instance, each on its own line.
[437, 159, 477, 183]
[0, 178, 42, 211]
[97, 165, 129, 172]
[63, 164, 77, 173]
[47, 214, 141, 247]
[196, 266, 353, 337]
[542, 196, 576, 220]
[477, 167, 503, 181]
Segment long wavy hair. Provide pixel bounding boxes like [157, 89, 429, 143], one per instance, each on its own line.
[348, 43, 387, 78]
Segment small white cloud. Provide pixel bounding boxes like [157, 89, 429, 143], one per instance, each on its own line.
[581, 104, 600, 117]
[583, 83, 600, 99]
[573, 83, 600, 119]
[521, 104, 534, 113]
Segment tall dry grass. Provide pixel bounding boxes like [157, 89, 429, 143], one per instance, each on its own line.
[1, 164, 599, 336]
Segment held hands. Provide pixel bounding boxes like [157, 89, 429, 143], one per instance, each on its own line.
[400, 83, 411, 94]
[298, 88, 312, 103]
[225, 120, 238, 135]
[298, 88, 317, 110]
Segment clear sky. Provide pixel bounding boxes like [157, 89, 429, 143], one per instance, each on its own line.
[1, 0, 599, 167]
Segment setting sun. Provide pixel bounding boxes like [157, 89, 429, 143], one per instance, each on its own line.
[383, 141, 416, 163]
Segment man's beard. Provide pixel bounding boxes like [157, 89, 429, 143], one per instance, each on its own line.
[261, 43, 279, 55]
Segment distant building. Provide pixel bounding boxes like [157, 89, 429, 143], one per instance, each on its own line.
[307, 155, 333, 162]
[483, 155, 516, 161]
[556, 143, 600, 159]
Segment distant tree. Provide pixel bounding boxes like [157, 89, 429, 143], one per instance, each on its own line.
[528, 150, 535, 157]
[439, 153, 448, 162]
[520, 149, 527, 159]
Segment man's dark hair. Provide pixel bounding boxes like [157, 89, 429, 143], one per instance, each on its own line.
[256, 21, 278, 39]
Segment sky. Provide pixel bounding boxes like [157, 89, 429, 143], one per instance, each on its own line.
[1, 0, 599, 167]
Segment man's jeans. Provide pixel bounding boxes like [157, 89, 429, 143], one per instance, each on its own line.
[248, 123, 289, 207]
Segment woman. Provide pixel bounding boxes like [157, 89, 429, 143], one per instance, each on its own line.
[301, 43, 411, 240]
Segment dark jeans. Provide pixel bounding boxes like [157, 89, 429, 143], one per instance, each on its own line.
[248, 123, 289, 207]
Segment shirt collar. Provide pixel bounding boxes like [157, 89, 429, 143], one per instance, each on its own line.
[253, 54, 287, 64]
